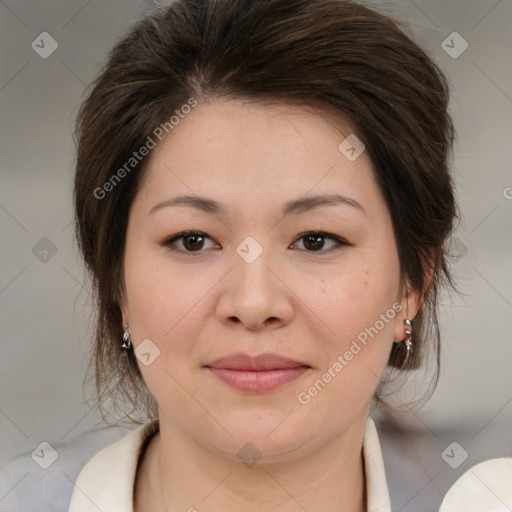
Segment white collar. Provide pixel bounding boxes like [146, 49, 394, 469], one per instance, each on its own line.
[68, 416, 392, 511]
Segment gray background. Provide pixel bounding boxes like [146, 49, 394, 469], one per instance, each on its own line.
[1, 0, 511, 510]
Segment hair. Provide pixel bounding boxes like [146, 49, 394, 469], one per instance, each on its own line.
[73, 0, 457, 423]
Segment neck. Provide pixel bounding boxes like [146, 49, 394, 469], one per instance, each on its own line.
[150, 411, 368, 512]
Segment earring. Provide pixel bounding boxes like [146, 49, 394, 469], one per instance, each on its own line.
[121, 324, 132, 350]
[403, 319, 413, 364]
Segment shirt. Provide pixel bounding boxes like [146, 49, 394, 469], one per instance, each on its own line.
[67, 416, 391, 511]
[65, 417, 512, 512]
[2, 417, 510, 511]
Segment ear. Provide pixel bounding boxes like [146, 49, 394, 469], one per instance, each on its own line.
[118, 276, 128, 326]
[392, 286, 423, 341]
[120, 308, 128, 327]
[393, 257, 435, 341]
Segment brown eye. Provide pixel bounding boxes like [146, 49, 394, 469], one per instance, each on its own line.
[303, 233, 326, 251]
[181, 233, 205, 251]
[162, 230, 348, 255]
[162, 231, 218, 253]
[292, 231, 348, 253]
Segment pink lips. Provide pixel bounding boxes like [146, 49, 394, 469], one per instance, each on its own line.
[204, 352, 311, 393]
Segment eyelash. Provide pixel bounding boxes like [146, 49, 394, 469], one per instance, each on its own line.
[161, 230, 349, 255]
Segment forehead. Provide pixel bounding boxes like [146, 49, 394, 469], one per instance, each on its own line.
[134, 98, 380, 215]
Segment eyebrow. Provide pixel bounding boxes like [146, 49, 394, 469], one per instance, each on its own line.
[149, 193, 365, 217]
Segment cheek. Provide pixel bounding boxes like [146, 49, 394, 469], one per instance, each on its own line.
[303, 249, 400, 384]
[123, 243, 203, 346]
[123, 247, 211, 407]
[312, 255, 399, 337]
[292, 263, 399, 442]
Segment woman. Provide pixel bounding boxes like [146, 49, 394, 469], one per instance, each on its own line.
[68, 0, 510, 511]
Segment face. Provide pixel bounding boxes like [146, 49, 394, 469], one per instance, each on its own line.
[122, 98, 418, 461]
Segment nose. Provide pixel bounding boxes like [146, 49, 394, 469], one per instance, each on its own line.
[215, 247, 294, 332]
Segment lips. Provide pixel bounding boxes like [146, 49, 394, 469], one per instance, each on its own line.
[205, 352, 310, 371]
[204, 352, 311, 393]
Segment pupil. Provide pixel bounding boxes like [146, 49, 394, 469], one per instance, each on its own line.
[304, 234, 324, 251]
[185, 234, 203, 250]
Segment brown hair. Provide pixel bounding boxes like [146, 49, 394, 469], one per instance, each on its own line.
[73, 0, 456, 423]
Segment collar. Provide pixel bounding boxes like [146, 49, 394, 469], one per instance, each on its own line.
[68, 416, 391, 511]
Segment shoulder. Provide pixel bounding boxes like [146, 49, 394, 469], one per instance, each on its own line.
[0, 423, 136, 512]
[439, 458, 512, 511]
[372, 414, 512, 511]
[68, 420, 159, 512]
[363, 416, 393, 511]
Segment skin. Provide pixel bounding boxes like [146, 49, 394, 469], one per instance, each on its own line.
[121, 98, 422, 512]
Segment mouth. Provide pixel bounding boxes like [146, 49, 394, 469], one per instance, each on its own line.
[204, 352, 311, 393]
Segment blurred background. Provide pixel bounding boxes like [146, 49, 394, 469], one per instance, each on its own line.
[1, 0, 511, 510]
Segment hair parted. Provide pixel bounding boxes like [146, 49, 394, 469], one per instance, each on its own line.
[73, 0, 457, 423]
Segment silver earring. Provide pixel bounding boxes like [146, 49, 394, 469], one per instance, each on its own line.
[403, 319, 413, 364]
[121, 324, 132, 350]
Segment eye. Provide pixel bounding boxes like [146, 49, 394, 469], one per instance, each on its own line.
[291, 231, 348, 253]
[161, 231, 219, 253]
[161, 230, 348, 255]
